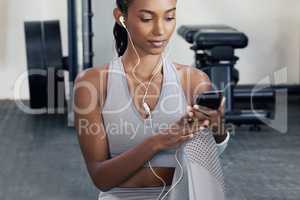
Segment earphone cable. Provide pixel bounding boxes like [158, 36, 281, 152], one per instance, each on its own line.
[121, 16, 183, 200]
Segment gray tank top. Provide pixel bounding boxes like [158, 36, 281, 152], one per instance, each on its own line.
[102, 55, 188, 167]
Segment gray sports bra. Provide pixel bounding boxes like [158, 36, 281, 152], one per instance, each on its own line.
[101, 55, 188, 167]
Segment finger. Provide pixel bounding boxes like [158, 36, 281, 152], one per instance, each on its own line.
[220, 97, 226, 108]
[191, 107, 219, 129]
[192, 105, 211, 117]
[206, 110, 219, 118]
[178, 112, 194, 125]
[192, 108, 210, 120]
[193, 104, 200, 110]
[187, 106, 194, 121]
[218, 97, 226, 115]
[193, 104, 210, 111]
[180, 112, 194, 124]
[187, 105, 193, 112]
[180, 122, 199, 136]
[202, 119, 210, 128]
[195, 104, 212, 112]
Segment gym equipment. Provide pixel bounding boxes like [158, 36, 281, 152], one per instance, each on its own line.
[178, 25, 242, 85]
[24, 22, 47, 109]
[24, 20, 67, 112]
[178, 25, 275, 127]
[67, 0, 79, 82]
[82, 0, 94, 69]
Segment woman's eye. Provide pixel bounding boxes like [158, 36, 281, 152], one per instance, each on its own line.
[141, 18, 152, 22]
[166, 17, 176, 21]
[140, 17, 175, 23]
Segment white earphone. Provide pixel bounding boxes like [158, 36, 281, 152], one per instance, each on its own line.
[118, 14, 183, 200]
[119, 16, 126, 28]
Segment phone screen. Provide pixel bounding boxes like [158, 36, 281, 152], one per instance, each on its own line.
[195, 91, 223, 110]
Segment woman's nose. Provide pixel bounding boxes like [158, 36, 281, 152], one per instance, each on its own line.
[152, 19, 165, 36]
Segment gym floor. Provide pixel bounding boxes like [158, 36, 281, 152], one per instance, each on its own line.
[0, 97, 299, 200]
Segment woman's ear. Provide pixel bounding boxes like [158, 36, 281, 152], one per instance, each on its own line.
[113, 8, 123, 26]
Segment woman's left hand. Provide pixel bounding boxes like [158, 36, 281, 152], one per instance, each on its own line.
[187, 97, 226, 138]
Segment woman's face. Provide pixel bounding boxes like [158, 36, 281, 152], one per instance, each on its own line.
[125, 0, 177, 55]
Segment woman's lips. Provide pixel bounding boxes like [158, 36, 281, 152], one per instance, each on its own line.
[148, 40, 166, 48]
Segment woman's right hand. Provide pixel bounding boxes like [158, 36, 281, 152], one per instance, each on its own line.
[151, 106, 210, 152]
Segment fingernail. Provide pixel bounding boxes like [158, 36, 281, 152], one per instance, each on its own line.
[193, 105, 200, 110]
[189, 134, 194, 138]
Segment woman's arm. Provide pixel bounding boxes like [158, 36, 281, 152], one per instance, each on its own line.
[178, 64, 230, 153]
[74, 67, 160, 192]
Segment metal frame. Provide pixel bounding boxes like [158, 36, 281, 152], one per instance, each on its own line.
[67, 0, 78, 126]
[67, 0, 78, 82]
[67, 0, 94, 80]
[82, 0, 94, 69]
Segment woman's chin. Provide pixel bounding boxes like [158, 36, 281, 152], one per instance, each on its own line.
[147, 48, 165, 55]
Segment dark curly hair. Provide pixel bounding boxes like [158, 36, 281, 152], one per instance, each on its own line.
[114, 0, 133, 57]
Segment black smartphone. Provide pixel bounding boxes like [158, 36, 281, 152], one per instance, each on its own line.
[195, 90, 223, 110]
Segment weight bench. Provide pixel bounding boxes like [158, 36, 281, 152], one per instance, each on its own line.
[178, 25, 275, 128]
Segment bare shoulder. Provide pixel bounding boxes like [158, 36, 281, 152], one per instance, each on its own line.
[173, 62, 210, 81]
[75, 64, 110, 85]
[74, 64, 110, 108]
[173, 62, 212, 105]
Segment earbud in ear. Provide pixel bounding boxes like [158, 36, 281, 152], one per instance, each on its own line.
[119, 16, 126, 28]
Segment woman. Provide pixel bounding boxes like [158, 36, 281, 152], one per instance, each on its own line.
[74, 0, 230, 199]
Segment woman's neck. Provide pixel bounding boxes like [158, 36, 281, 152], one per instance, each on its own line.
[121, 50, 164, 81]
